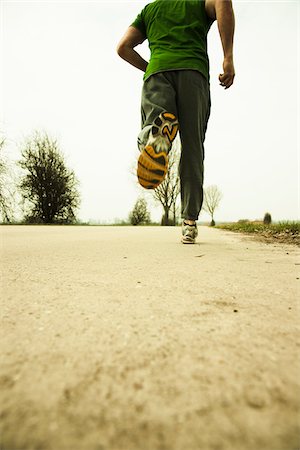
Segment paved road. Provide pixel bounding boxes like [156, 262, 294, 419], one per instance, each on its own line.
[1, 225, 299, 450]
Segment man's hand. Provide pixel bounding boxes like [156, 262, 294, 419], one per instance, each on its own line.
[219, 57, 235, 89]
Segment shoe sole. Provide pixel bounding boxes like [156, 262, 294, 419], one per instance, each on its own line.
[137, 112, 178, 190]
[181, 237, 196, 244]
[151, 112, 179, 146]
[137, 145, 168, 189]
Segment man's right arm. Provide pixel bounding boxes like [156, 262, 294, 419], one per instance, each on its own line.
[116, 26, 148, 72]
[205, 0, 235, 89]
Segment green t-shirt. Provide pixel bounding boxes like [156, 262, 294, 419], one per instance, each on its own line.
[131, 0, 214, 81]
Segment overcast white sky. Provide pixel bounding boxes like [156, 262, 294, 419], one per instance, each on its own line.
[1, 0, 299, 223]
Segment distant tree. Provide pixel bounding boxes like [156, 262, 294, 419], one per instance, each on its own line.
[0, 137, 14, 222]
[203, 185, 222, 226]
[18, 132, 80, 224]
[152, 139, 180, 226]
[263, 212, 272, 225]
[129, 197, 150, 225]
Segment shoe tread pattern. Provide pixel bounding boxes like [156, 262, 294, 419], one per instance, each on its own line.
[137, 112, 178, 190]
[137, 145, 168, 190]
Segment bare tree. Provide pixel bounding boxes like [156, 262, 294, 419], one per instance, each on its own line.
[0, 137, 14, 222]
[203, 185, 222, 226]
[152, 139, 181, 226]
[18, 132, 80, 224]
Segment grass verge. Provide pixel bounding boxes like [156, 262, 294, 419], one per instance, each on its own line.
[216, 221, 300, 246]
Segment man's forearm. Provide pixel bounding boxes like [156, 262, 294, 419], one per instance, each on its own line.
[215, 0, 235, 59]
[117, 46, 148, 72]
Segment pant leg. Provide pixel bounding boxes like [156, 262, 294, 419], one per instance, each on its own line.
[176, 70, 211, 220]
[138, 73, 178, 151]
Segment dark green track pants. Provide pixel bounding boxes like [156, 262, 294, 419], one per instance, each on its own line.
[138, 70, 211, 220]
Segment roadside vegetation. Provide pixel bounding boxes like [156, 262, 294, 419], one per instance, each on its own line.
[217, 220, 300, 246]
[129, 197, 151, 225]
[19, 132, 80, 224]
[0, 136, 15, 222]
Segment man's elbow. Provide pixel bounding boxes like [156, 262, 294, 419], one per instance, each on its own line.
[118, 45, 132, 61]
[116, 42, 125, 57]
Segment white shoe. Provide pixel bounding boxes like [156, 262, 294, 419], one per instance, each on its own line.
[147, 111, 179, 154]
[181, 221, 198, 244]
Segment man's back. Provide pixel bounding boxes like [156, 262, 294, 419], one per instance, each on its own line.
[132, 0, 214, 81]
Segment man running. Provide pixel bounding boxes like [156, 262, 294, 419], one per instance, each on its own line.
[117, 0, 235, 243]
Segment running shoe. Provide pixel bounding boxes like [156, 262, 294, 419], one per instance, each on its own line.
[137, 112, 179, 190]
[181, 221, 198, 244]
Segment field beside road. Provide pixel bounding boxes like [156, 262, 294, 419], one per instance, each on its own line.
[1, 225, 299, 450]
[217, 221, 300, 246]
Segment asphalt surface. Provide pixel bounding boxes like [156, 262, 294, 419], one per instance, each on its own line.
[1, 225, 299, 450]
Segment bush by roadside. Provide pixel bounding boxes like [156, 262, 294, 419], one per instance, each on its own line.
[217, 221, 300, 246]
